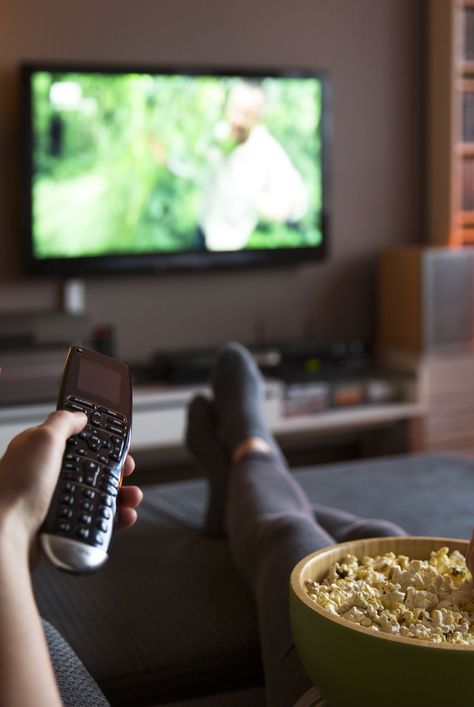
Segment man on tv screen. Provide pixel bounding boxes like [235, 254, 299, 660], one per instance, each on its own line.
[197, 80, 308, 251]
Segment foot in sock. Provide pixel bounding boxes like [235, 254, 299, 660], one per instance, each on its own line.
[210, 342, 282, 460]
[313, 503, 407, 542]
[185, 394, 231, 536]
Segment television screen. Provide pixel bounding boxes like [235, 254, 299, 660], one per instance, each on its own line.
[21, 63, 330, 276]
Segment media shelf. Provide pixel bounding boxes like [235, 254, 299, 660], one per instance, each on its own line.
[0, 378, 425, 466]
[428, 0, 474, 244]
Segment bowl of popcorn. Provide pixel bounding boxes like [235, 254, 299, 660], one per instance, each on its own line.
[290, 537, 474, 707]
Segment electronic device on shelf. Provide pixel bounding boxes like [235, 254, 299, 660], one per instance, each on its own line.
[40, 346, 132, 573]
[21, 61, 330, 277]
[149, 339, 369, 385]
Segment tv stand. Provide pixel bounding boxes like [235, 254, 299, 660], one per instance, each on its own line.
[0, 374, 425, 478]
[148, 339, 370, 386]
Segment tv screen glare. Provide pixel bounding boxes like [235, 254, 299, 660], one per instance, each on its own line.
[21, 63, 330, 276]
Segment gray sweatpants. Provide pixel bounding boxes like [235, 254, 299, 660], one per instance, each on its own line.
[225, 452, 406, 707]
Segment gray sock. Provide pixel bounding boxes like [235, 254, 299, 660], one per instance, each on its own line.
[211, 342, 281, 458]
[185, 394, 231, 536]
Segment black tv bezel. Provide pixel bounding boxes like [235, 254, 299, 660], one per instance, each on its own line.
[20, 61, 331, 278]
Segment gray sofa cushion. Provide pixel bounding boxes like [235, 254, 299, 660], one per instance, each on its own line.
[32, 453, 474, 706]
[34, 481, 262, 706]
[296, 453, 474, 539]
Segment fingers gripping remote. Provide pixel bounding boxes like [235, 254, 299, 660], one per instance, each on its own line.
[40, 346, 132, 573]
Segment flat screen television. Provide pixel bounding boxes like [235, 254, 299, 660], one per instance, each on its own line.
[21, 62, 330, 276]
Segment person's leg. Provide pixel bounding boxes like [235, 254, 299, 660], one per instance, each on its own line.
[312, 503, 406, 542]
[225, 450, 331, 707]
[185, 395, 230, 536]
[187, 396, 331, 706]
[187, 345, 331, 705]
[187, 342, 407, 707]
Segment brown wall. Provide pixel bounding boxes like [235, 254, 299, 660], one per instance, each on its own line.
[0, 0, 424, 360]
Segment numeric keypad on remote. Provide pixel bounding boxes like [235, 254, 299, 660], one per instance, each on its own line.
[49, 395, 129, 548]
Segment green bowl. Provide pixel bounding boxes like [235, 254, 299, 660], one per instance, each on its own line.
[290, 536, 474, 707]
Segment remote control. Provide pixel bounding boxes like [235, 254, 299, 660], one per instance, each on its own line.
[40, 346, 132, 573]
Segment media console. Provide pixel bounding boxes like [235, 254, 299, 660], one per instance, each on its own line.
[0, 378, 425, 468]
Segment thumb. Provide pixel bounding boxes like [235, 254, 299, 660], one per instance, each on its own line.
[41, 410, 88, 439]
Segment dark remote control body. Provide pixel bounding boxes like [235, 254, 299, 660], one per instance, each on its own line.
[40, 346, 132, 573]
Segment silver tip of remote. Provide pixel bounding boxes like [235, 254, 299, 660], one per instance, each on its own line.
[40, 534, 108, 573]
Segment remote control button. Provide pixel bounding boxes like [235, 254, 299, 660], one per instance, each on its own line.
[99, 507, 111, 520]
[94, 531, 105, 546]
[83, 489, 96, 499]
[62, 482, 75, 492]
[63, 472, 84, 483]
[97, 454, 108, 464]
[64, 462, 81, 471]
[70, 396, 96, 409]
[100, 406, 125, 422]
[77, 528, 90, 540]
[97, 518, 108, 532]
[61, 495, 74, 505]
[57, 522, 71, 533]
[100, 439, 112, 451]
[102, 484, 118, 496]
[81, 500, 94, 512]
[59, 507, 73, 518]
[100, 494, 113, 507]
[65, 401, 88, 413]
[77, 447, 87, 456]
[107, 424, 126, 436]
[91, 411, 102, 427]
[107, 416, 125, 428]
[88, 436, 101, 451]
[79, 513, 92, 525]
[104, 473, 119, 487]
[79, 430, 91, 441]
[67, 437, 78, 447]
[109, 452, 120, 463]
[107, 465, 121, 479]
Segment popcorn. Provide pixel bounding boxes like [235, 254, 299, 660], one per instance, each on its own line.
[304, 547, 474, 645]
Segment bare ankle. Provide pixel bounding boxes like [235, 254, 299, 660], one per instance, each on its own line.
[232, 436, 273, 463]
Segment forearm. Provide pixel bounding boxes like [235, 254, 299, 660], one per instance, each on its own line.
[0, 524, 62, 707]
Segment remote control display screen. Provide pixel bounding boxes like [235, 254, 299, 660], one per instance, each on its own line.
[77, 359, 121, 404]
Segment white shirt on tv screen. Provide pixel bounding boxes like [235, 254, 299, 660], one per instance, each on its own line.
[200, 124, 308, 252]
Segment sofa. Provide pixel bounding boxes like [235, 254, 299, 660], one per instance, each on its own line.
[32, 453, 474, 706]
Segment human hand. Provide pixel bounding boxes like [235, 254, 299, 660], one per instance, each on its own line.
[116, 454, 143, 531]
[0, 410, 142, 567]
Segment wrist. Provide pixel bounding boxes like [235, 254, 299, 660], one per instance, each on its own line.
[0, 506, 32, 569]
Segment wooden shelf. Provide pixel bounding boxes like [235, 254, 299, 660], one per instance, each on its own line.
[0, 381, 424, 460]
[428, 0, 474, 244]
